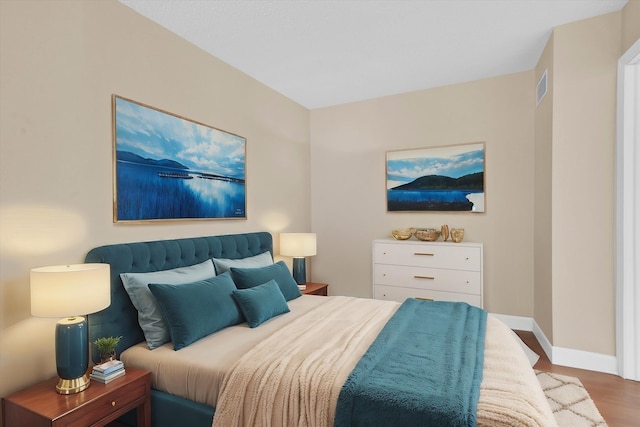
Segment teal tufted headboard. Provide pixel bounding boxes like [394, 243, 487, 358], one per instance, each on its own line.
[85, 232, 272, 362]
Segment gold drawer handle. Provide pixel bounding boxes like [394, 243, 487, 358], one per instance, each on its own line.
[415, 297, 434, 301]
[112, 401, 116, 407]
[414, 275, 435, 280]
[414, 252, 434, 256]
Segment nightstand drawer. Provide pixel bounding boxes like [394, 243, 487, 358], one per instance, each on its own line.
[64, 380, 147, 426]
[374, 264, 481, 295]
[373, 242, 481, 271]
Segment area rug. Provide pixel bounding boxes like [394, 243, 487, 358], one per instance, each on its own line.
[536, 370, 607, 426]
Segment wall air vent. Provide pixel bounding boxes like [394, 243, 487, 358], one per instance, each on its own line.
[536, 69, 548, 106]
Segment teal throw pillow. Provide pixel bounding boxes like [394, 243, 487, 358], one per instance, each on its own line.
[230, 261, 301, 301]
[232, 279, 290, 328]
[148, 272, 243, 350]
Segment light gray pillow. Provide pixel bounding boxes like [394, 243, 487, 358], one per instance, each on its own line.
[212, 251, 273, 275]
[120, 259, 216, 349]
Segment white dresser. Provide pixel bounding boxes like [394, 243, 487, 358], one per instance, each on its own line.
[373, 239, 483, 307]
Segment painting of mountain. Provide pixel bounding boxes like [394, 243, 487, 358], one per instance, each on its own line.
[112, 95, 246, 221]
[386, 143, 485, 212]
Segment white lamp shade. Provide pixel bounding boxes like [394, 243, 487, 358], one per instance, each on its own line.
[280, 233, 317, 257]
[31, 263, 111, 317]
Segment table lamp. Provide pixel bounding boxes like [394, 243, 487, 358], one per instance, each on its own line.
[31, 263, 110, 394]
[280, 233, 317, 284]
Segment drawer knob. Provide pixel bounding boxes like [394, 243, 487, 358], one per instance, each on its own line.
[112, 401, 116, 407]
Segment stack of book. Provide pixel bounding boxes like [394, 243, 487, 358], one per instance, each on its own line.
[90, 359, 125, 384]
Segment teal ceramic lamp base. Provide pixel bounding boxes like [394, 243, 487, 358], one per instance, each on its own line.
[55, 316, 90, 394]
[292, 257, 306, 285]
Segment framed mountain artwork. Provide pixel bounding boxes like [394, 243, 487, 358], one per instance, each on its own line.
[112, 95, 246, 222]
[386, 142, 485, 212]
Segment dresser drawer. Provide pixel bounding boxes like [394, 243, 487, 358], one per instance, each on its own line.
[374, 264, 481, 295]
[373, 242, 481, 271]
[374, 285, 482, 307]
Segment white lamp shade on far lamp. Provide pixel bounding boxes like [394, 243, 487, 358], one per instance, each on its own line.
[31, 263, 111, 317]
[280, 233, 317, 285]
[280, 233, 317, 257]
[30, 263, 110, 394]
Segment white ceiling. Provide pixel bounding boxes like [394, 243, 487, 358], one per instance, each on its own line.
[119, 0, 628, 109]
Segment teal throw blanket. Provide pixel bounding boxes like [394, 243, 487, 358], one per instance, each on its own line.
[334, 299, 487, 427]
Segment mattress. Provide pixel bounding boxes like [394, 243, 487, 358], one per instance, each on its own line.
[121, 295, 327, 407]
[122, 295, 557, 426]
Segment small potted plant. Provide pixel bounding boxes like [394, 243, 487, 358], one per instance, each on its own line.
[93, 336, 122, 363]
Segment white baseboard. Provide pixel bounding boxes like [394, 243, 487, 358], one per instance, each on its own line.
[551, 346, 618, 375]
[491, 312, 619, 375]
[531, 320, 553, 362]
[491, 313, 535, 331]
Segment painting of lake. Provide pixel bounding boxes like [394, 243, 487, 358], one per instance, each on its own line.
[386, 143, 485, 212]
[113, 95, 246, 221]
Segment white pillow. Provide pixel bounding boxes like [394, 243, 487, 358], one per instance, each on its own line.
[120, 259, 216, 349]
[212, 251, 273, 274]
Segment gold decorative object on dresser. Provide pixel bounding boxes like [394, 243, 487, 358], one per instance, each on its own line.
[450, 228, 465, 243]
[441, 225, 450, 241]
[372, 239, 483, 307]
[391, 229, 413, 240]
[413, 228, 441, 241]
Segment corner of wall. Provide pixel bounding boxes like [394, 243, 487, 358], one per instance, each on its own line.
[622, 0, 640, 52]
[494, 313, 618, 375]
[533, 29, 554, 345]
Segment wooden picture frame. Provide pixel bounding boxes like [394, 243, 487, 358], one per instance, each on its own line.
[112, 95, 246, 222]
[386, 142, 485, 212]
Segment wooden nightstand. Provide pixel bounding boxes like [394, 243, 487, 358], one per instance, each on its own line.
[301, 282, 329, 296]
[2, 367, 151, 427]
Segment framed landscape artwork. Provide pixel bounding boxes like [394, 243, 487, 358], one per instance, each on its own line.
[386, 142, 485, 212]
[112, 95, 246, 222]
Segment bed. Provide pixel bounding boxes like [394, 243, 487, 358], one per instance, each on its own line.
[86, 232, 557, 427]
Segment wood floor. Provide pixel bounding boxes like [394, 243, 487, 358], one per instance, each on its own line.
[515, 330, 640, 427]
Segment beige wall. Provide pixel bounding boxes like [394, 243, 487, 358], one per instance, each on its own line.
[0, 0, 310, 403]
[550, 12, 621, 354]
[534, 7, 637, 356]
[310, 72, 536, 317]
[533, 33, 554, 342]
[622, 0, 640, 52]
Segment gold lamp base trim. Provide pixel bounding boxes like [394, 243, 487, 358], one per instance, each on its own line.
[56, 374, 90, 394]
